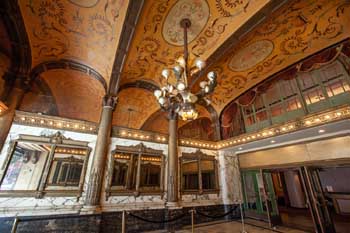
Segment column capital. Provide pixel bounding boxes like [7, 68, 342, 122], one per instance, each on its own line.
[102, 95, 117, 109]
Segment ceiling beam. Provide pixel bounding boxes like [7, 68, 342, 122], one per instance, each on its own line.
[108, 0, 145, 96]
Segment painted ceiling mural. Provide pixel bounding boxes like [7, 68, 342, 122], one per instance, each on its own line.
[199, 0, 350, 113]
[120, 0, 270, 87]
[18, 0, 129, 82]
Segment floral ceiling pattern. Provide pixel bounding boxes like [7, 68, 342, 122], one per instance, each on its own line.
[19, 0, 129, 82]
[199, 0, 350, 113]
[120, 0, 269, 87]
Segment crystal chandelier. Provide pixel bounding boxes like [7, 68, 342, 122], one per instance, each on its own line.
[154, 18, 217, 121]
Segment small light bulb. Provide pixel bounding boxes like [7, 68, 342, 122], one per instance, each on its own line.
[174, 65, 183, 75]
[158, 97, 166, 105]
[207, 71, 217, 80]
[177, 82, 186, 91]
[177, 57, 186, 67]
[195, 58, 206, 70]
[200, 81, 207, 89]
[154, 90, 162, 98]
[161, 69, 170, 79]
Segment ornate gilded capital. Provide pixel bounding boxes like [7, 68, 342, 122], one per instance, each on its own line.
[102, 95, 117, 109]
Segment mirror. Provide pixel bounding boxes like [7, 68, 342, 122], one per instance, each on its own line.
[0, 142, 51, 191]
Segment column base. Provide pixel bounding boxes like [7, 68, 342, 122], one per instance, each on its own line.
[80, 205, 102, 215]
[165, 201, 181, 209]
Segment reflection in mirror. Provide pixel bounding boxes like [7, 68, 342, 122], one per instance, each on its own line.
[201, 160, 216, 190]
[107, 144, 164, 197]
[140, 155, 161, 190]
[47, 147, 87, 187]
[182, 159, 199, 190]
[0, 142, 51, 191]
[112, 153, 132, 188]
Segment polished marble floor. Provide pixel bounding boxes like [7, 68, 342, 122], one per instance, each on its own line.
[146, 220, 307, 233]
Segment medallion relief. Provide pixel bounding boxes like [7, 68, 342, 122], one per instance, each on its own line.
[228, 39, 274, 72]
[162, 0, 210, 46]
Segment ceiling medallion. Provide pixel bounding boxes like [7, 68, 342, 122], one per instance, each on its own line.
[162, 0, 210, 46]
[154, 18, 217, 121]
[228, 39, 274, 72]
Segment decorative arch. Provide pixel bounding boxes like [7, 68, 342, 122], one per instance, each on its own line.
[30, 59, 107, 92]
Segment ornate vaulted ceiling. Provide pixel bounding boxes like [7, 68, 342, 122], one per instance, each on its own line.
[18, 0, 129, 83]
[115, 0, 277, 130]
[120, 0, 271, 86]
[3, 0, 350, 138]
[197, 0, 350, 114]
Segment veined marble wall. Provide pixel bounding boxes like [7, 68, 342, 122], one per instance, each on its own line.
[0, 123, 98, 217]
[218, 151, 242, 205]
[0, 123, 237, 217]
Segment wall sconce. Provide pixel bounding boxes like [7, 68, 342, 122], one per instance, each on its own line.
[0, 101, 8, 116]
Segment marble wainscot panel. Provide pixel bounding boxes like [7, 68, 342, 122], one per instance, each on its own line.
[219, 151, 242, 205]
[100, 137, 168, 211]
[0, 124, 98, 217]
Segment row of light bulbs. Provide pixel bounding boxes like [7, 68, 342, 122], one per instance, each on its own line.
[55, 148, 87, 155]
[16, 107, 349, 151]
[114, 154, 131, 159]
[141, 157, 162, 162]
[217, 109, 348, 149]
[180, 140, 217, 149]
[18, 116, 96, 132]
[119, 130, 167, 142]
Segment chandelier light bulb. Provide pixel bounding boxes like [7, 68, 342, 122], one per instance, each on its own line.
[204, 85, 210, 93]
[207, 71, 217, 81]
[176, 82, 186, 91]
[161, 69, 170, 79]
[177, 56, 186, 67]
[174, 65, 183, 76]
[168, 84, 174, 93]
[199, 81, 208, 89]
[158, 96, 166, 105]
[195, 58, 206, 70]
[154, 90, 162, 98]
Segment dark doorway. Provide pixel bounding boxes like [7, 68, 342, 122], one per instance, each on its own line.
[305, 165, 350, 233]
[270, 169, 315, 232]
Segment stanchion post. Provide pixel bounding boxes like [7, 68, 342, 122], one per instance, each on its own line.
[190, 208, 195, 233]
[11, 217, 19, 233]
[239, 201, 247, 233]
[122, 210, 126, 233]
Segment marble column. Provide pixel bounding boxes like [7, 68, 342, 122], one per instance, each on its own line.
[0, 77, 28, 151]
[84, 95, 116, 211]
[166, 110, 179, 206]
